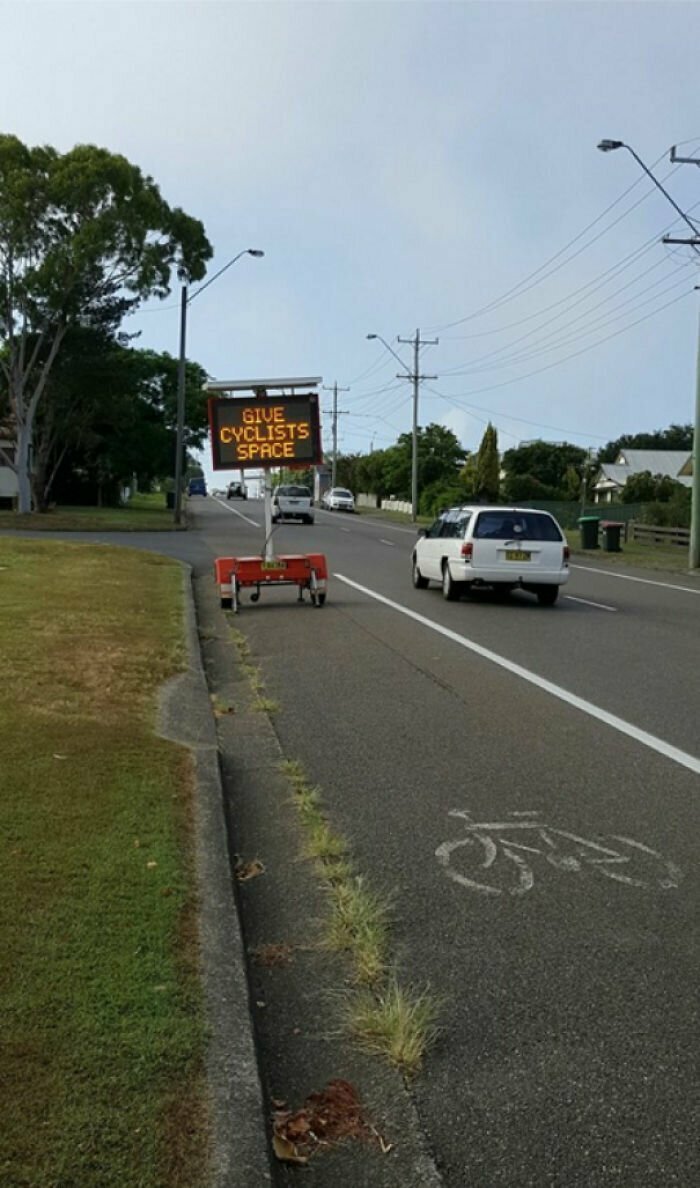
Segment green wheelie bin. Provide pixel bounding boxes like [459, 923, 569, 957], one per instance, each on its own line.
[578, 515, 600, 550]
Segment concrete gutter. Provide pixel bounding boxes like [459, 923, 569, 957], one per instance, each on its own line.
[159, 565, 271, 1186]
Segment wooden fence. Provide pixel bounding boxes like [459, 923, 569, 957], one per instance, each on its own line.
[629, 521, 690, 548]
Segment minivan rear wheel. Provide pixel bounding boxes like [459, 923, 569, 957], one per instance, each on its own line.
[536, 585, 559, 606]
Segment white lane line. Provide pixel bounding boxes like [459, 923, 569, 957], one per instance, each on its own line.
[565, 595, 617, 612]
[334, 573, 700, 777]
[341, 527, 351, 533]
[379, 539, 396, 547]
[571, 564, 700, 596]
[212, 498, 259, 528]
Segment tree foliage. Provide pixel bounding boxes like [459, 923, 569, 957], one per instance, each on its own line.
[25, 330, 208, 508]
[501, 439, 588, 500]
[475, 422, 500, 501]
[598, 424, 693, 463]
[621, 471, 683, 504]
[0, 134, 212, 510]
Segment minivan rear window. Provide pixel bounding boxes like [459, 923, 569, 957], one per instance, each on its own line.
[278, 485, 310, 497]
[474, 511, 562, 542]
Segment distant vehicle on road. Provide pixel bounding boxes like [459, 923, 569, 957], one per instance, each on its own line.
[187, 476, 207, 496]
[227, 482, 247, 500]
[412, 505, 569, 604]
[272, 484, 314, 524]
[322, 487, 355, 512]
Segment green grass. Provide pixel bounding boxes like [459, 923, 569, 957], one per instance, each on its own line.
[345, 979, 442, 1076]
[0, 538, 207, 1187]
[0, 493, 182, 532]
[568, 529, 695, 573]
[276, 757, 439, 1070]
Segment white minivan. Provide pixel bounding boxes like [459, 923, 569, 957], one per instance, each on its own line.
[271, 484, 314, 524]
[412, 505, 569, 605]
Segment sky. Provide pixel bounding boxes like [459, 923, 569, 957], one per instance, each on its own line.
[2, 0, 700, 485]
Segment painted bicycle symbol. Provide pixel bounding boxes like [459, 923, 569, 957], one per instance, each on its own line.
[435, 810, 682, 896]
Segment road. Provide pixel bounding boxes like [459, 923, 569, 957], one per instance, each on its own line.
[195, 496, 699, 1186]
[14, 499, 699, 1184]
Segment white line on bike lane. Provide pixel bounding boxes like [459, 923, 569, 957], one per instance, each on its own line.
[334, 573, 700, 778]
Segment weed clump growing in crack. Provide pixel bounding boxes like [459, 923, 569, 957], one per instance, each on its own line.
[344, 979, 441, 1076]
[279, 758, 440, 1073]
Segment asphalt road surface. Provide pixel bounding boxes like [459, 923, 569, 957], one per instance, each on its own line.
[16, 498, 699, 1184]
[195, 496, 699, 1187]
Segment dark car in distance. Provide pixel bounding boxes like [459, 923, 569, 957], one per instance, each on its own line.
[187, 476, 207, 496]
[227, 482, 247, 499]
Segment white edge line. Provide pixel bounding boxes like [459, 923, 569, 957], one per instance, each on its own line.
[379, 539, 396, 547]
[571, 563, 700, 596]
[213, 497, 259, 528]
[334, 573, 700, 777]
[565, 595, 617, 612]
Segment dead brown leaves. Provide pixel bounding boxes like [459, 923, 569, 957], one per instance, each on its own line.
[252, 943, 294, 968]
[234, 858, 265, 882]
[271, 1079, 391, 1164]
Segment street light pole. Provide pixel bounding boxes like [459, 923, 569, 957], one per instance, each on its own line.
[597, 140, 700, 568]
[173, 283, 189, 527]
[172, 248, 264, 526]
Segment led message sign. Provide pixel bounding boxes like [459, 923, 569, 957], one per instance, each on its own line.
[209, 393, 322, 470]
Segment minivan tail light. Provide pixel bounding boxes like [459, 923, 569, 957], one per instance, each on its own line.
[563, 545, 570, 564]
[461, 541, 473, 560]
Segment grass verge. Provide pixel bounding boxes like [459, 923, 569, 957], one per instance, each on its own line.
[0, 493, 182, 532]
[0, 538, 207, 1187]
[569, 529, 696, 574]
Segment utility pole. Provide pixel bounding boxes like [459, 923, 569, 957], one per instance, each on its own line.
[397, 329, 438, 521]
[662, 148, 700, 569]
[322, 383, 349, 486]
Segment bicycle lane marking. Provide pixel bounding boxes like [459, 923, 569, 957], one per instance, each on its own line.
[334, 573, 700, 778]
[435, 811, 683, 896]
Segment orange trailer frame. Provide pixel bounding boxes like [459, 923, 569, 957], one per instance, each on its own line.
[215, 553, 328, 612]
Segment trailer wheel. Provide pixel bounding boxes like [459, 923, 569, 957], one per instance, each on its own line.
[314, 591, 326, 607]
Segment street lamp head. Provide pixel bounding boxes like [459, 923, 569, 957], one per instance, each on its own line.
[597, 139, 624, 153]
[366, 333, 377, 340]
[247, 249, 265, 257]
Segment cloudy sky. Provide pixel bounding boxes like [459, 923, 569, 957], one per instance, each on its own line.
[2, 0, 699, 480]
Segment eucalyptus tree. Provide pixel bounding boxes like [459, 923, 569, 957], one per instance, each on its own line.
[0, 134, 212, 511]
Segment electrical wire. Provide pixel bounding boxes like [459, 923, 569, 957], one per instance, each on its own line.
[441, 263, 695, 377]
[423, 285, 695, 404]
[425, 147, 685, 332]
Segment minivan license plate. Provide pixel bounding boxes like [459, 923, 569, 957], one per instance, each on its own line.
[505, 550, 531, 561]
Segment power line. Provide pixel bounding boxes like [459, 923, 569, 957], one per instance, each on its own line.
[422, 286, 694, 404]
[441, 264, 695, 378]
[425, 147, 685, 333]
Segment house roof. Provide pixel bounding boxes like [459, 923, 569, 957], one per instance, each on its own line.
[594, 450, 693, 491]
[678, 455, 694, 477]
[615, 449, 691, 477]
[593, 464, 630, 489]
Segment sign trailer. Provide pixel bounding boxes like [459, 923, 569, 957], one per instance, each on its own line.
[206, 378, 329, 611]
